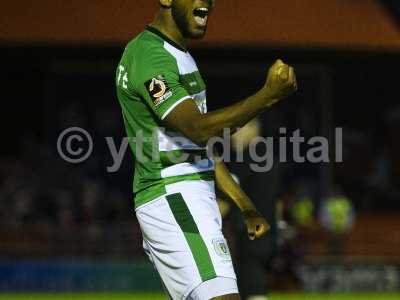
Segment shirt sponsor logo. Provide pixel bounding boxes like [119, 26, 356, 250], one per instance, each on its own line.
[145, 75, 172, 106]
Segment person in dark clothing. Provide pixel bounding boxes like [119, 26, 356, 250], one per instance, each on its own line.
[228, 118, 283, 300]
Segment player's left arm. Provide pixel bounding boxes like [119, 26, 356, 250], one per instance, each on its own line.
[214, 152, 270, 240]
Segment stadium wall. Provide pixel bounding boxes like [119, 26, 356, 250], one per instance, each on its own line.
[1, 0, 399, 50]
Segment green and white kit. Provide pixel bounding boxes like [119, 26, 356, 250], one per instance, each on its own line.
[116, 27, 238, 299]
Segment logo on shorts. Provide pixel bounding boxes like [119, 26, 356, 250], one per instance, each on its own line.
[145, 75, 172, 106]
[212, 238, 231, 260]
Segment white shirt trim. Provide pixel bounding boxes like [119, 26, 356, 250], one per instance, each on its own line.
[161, 96, 192, 120]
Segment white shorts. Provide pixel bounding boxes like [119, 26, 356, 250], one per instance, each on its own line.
[136, 180, 238, 300]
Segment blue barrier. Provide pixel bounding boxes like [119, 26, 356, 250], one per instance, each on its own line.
[0, 260, 163, 292]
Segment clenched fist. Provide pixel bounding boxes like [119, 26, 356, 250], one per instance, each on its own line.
[262, 59, 298, 105]
[242, 209, 270, 240]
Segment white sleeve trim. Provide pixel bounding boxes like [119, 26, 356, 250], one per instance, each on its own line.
[161, 96, 192, 120]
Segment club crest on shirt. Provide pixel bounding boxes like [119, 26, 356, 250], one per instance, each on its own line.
[145, 75, 172, 106]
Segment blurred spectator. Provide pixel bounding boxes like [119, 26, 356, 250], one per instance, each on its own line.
[319, 187, 355, 255]
[273, 179, 318, 290]
[228, 117, 281, 300]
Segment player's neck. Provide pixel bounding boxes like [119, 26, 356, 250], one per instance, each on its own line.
[151, 10, 187, 50]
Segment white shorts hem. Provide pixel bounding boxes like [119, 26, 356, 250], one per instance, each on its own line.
[185, 277, 239, 300]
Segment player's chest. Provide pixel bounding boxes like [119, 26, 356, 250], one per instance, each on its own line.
[176, 61, 207, 114]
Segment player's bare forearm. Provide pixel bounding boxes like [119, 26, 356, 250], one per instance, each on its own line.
[214, 153, 256, 212]
[214, 152, 271, 240]
[165, 89, 274, 145]
[165, 59, 297, 145]
[198, 91, 273, 143]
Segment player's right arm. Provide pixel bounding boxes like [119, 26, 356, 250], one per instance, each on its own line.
[164, 59, 297, 145]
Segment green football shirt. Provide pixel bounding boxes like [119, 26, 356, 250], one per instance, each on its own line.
[116, 26, 214, 207]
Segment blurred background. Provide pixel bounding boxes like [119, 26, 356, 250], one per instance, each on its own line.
[0, 0, 400, 299]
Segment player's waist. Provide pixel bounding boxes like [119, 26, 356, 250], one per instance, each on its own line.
[159, 149, 209, 167]
[134, 170, 215, 208]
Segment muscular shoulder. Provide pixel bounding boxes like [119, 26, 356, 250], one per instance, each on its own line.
[124, 31, 178, 76]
